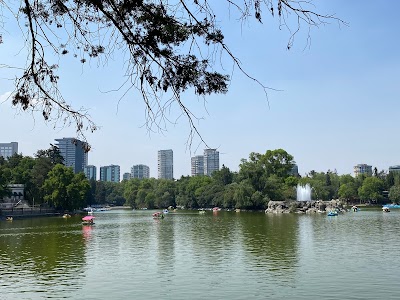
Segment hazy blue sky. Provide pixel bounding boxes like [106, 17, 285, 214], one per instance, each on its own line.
[1, 1, 399, 178]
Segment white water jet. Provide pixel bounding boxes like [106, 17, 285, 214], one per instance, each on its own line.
[297, 184, 312, 201]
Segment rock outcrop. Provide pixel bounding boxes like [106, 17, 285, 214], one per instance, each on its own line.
[265, 199, 347, 214]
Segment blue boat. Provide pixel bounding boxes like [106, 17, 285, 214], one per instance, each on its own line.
[383, 204, 400, 209]
[327, 211, 338, 216]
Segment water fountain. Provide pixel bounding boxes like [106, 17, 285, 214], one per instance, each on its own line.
[297, 184, 312, 201]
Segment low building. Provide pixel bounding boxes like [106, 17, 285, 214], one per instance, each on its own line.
[122, 172, 132, 181]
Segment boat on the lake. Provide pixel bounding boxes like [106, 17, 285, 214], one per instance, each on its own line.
[382, 206, 390, 212]
[152, 212, 164, 219]
[327, 211, 338, 216]
[82, 215, 95, 225]
[383, 204, 400, 209]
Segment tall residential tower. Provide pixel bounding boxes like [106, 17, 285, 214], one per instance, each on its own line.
[191, 155, 204, 176]
[100, 165, 120, 182]
[204, 148, 219, 176]
[158, 149, 173, 179]
[84, 165, 97, 180]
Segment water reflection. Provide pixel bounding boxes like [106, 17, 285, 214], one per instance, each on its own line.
[181, 211, 242, 267]
[0, 216, 86, 298]
[152, 214, 176, 287]
[240, 212, 299, 282]
[82, 224, 93, 241]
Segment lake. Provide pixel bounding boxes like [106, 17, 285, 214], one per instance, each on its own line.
[1, 208, 399, 299]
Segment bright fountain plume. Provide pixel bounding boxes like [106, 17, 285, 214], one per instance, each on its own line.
[297, 184, 312, 201]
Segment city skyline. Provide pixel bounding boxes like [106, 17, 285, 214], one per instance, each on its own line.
[2, 139, 399, 180]
[2, 1, 400, 178]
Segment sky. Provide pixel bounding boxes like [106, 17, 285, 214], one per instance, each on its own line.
[1, 1, 400, 179]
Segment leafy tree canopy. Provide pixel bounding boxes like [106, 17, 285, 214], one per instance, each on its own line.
[35, 144, 64, 165]
[42, 164, 90, 210]
[388, 185, 400, 203]
[358, 177, 384, 203]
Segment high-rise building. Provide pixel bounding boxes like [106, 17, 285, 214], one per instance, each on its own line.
[0, 142, 18, 159]
[100, 165, 120, 182]
[84, 165, 97, 180]
[354, 164, 372, 177]
[122, 172, 132, 181]
[191, 155, 204, 176]
[158, 149, 173, 179]
[131, 164, 150, 179]
[204, 148, 219, 176]
[55, 138, 88, 173]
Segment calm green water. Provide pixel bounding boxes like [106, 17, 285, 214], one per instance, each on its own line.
[1, 209, 400, 299]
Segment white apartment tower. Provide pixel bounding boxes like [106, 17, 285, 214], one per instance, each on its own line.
[158, 149, 173, 179]
[191, 155, 204, 176]
[204, 148, 219, 176]
[131, 164, 150, 179]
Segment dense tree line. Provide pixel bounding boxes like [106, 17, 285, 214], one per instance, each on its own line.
[0, 146, 89, 211]
[1, 148, 399, 211]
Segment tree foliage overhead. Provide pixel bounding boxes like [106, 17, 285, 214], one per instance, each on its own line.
[1, 0, 344, 143]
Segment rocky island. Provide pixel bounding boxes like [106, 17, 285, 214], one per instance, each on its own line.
[265, 199, 347, 214]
